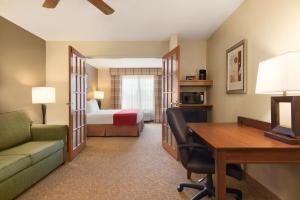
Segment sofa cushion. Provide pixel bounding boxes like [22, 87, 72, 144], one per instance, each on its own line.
[0, 141, 64, 164]
[0, 155, 31, 182]
[0, 111, 31, 151]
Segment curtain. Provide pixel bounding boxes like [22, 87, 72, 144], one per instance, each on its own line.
[110, 68, 162, 122]
[121, 75, 155, 121]
[110, 75, 122, 109]
[154, 75, 162, 123]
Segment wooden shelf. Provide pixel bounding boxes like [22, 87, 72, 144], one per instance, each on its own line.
[180, 80, 213, 87]
[180, 104, 213, 109]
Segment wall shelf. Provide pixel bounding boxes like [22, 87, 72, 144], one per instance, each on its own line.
[180, 104, 213, 109]
[180, 80, 213, 87]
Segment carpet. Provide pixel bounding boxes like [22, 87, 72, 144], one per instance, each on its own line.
[18, 124, 276, 200]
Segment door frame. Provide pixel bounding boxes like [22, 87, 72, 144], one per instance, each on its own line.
[68, 46, 87, 161]
[162, 46, 180, 160]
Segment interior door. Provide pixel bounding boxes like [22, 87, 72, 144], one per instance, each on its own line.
[68, 46, 87, 161]
[162, 46, 180, 160]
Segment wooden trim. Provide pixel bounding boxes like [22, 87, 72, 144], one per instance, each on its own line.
[68, 46, 72, 160]
[70, 46, 85, 58]
[237, 116, 271, 131]
[162, 46, 180, 160]
[180, 80, 213, 87]
[224, 149, 300, 163]
[162, 142, 179, 160]
[245, 173, 280, 200]
[163, 46, 180, 59]
[68, 46, 87, 161]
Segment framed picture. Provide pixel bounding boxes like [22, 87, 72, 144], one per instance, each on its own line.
[226, 40, 247, 94]
[186, 75, 196, 80]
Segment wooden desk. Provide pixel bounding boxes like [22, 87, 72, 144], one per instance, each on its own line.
[188, 123, 300, 200]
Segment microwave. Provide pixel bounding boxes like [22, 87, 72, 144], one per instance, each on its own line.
[181, 92, 204, 104]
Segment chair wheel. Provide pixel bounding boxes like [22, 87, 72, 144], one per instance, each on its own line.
[236, 195, 242, 200]
[177, 185, 183, 192]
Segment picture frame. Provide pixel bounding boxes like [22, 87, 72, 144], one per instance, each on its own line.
[226, 40, 247, 94]
[186, 75, 196, 80]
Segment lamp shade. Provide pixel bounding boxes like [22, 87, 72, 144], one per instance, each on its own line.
[94, 91, 104, 99]
[256, 52, 300, 94]
[32, 87, 56, 104]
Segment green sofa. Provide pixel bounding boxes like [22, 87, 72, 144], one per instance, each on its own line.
[0, 111, 68, 200]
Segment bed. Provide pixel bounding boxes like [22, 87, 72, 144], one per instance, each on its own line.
[86, 100, 144, 137]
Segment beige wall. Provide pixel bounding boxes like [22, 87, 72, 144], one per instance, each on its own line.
[207, 0, 300, 199]
[46, 41, 168, 124]
[97, 68, 111, 109]
[169, 34, 178, 50]
[0, 17, 46, 123]
[86, 63, 98, 100]
[180, 40, 207, 80]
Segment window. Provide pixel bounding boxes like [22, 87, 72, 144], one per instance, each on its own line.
[121, 75, 155, 121]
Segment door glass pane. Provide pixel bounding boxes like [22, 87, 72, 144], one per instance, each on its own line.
[77, 128, 81, 145]
[73, 131, 77, 149]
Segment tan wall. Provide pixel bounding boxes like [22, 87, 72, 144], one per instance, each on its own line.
[97, 68, 111, 109]
[180, 40, 207, 80]
[86, 63, 98, 100]
[207, 0, 300, 199]
[169, 34, 178, 50]
[0, 17, 45, 123]
[46, 41, 168, 124]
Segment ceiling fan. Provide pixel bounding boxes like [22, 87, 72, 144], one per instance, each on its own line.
[42, 0, 115, 15]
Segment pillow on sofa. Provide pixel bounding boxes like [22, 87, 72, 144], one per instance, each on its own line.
[87, 99, 99, 113]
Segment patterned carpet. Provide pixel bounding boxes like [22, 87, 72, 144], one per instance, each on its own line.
[18, 124, 275, 200]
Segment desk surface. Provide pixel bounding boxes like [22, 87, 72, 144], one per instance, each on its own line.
[188, 123, 300, 150]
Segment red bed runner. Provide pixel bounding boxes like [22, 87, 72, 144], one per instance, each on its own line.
[113, 109, 138, 126]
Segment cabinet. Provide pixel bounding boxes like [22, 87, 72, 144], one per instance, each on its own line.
[179, 79, 213, 122]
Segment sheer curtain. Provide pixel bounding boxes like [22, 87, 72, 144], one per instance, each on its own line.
[121, 75, 155, 121]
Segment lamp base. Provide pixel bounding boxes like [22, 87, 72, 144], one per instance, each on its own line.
[96, 100, 102, 109]
[264, 131, 300, 145]
[41, 104, 46, 124]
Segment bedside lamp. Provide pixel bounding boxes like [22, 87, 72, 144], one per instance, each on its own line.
[94, 91, 104, 109]
[32, 87, 56, 124]
[256, 52, 300, 144]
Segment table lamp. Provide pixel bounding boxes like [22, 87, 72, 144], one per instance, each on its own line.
[94, 91, 104, 109]
[32, 87, 56, 124]
[256, 52, 300, 144]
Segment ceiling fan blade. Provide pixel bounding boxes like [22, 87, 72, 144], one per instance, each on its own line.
[42, 0, 60, 8]
[88, 0, 115, 15]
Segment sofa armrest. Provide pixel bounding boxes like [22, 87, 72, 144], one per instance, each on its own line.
[31, 124, 68, 161]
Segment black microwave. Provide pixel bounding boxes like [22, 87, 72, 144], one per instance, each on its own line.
[181, 92, 204, 104]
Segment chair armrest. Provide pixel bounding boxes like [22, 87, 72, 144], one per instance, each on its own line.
[31, 124, 68, 161]
[178, 143, 208, 149]
[31, 124, 68, 142]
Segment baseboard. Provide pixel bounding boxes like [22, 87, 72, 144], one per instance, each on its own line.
[245, 172, 281, 200]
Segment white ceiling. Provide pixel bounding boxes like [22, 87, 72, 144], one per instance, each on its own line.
[87, 58, 162, 68]
[0, 0, 244, 41]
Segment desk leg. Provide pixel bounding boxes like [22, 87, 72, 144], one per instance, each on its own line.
[215, 150, 226, 200]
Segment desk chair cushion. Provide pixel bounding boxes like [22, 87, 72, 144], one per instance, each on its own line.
[187, 150, 215, 174]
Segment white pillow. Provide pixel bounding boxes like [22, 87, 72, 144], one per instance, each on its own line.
[87, 99, 99, 113]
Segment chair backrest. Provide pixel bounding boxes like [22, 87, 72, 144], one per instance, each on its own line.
[166, 107, 190, 167]
[0, 111, 31, 151]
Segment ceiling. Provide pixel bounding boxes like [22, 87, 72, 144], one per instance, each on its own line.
[87, 58, 163, 68]
[0, 0, 244, 41]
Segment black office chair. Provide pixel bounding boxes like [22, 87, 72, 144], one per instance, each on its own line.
[166, 107, 243, 200]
